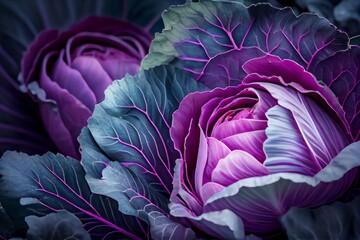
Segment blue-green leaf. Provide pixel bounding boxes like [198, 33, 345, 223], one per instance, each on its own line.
[0, 151, 148, 240]
[80, 127, 196, 240]
[86, 159, 196, 240]
[83, 65, 207, 195]
[79, 65, 206, 239]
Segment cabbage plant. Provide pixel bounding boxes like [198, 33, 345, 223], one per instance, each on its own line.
[0, 0, 359, 239]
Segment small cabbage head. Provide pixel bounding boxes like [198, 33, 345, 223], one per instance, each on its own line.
[20, 16, 151, 158]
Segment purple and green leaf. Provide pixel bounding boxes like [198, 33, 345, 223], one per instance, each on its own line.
[142, 1, 348, 88]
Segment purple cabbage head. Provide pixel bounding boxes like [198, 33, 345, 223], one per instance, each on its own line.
[20, 16, 151, 159]
[169, 55, 359, 235]
[140, 2, 360, 236]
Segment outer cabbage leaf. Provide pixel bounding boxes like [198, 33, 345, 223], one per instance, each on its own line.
[81, 146, 196, 240]
[281, 197, 360, 240]
[142, 0, 349, 88]
[80, 65, 207, 239]
[84, 65, 207, 195]
[25, 211, 90, 240]
[313, 46, 360, 141]
[0, 151, 149, 240]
